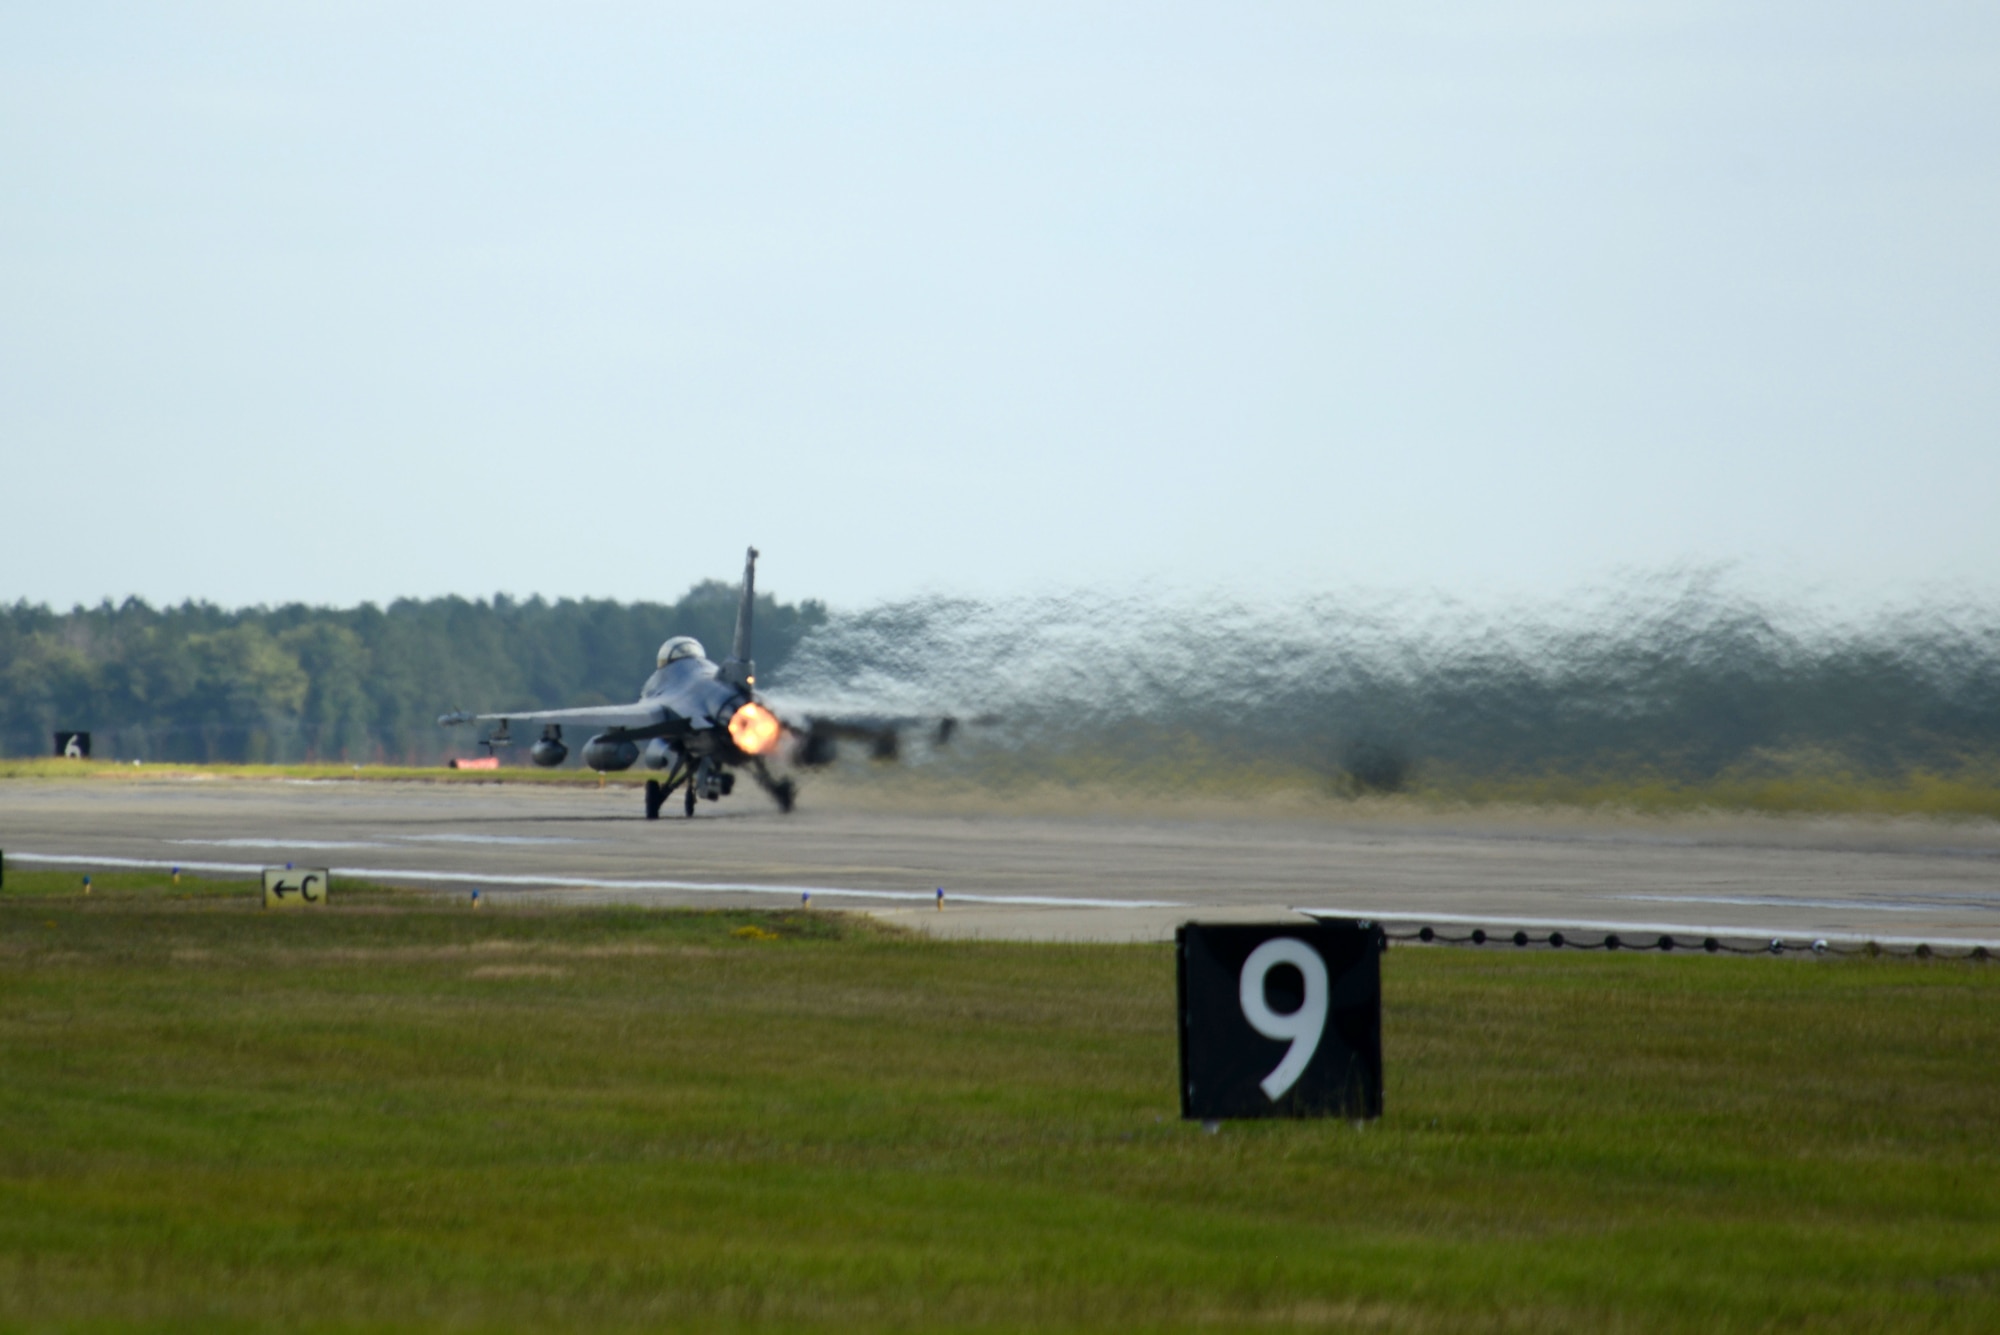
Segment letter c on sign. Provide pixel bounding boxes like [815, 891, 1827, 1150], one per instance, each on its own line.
[1238, 937, 1329, 1101]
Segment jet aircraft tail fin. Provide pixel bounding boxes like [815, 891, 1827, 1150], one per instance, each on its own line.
[722, 546, 758, 691]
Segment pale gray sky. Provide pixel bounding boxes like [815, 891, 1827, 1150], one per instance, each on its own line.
[4, 2, 1996, 611]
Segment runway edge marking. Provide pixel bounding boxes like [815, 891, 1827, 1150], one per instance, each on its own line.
[5, 852, 1182, 910]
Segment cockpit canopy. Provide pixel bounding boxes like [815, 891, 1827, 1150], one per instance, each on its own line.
[657, 636, 706, 667]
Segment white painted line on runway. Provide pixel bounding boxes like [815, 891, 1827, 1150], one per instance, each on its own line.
[1292, 906, 2000, 950]
[5, 851, 1183, 910]
[1619, 892, 2000, 914]
[165, 838, 389, 850]
[14, 855, 276, 876]
[396, 834, 592, 846]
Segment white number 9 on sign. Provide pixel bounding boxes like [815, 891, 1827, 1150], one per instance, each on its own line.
[1238, 937, 1329, 1100]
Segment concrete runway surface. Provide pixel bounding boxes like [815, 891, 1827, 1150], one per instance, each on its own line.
[4, 777, 1999, 946]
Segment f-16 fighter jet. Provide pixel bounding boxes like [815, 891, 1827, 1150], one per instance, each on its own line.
[439, 548, 919, 819]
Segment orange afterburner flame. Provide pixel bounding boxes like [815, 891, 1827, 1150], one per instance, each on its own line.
[727, 701, 782, 756]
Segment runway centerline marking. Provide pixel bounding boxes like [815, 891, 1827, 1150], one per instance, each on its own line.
[5, 852, 1182, 910]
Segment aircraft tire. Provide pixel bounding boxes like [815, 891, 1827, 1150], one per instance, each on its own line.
[684, 781, 697, 818]
[644, 780, 663, 820]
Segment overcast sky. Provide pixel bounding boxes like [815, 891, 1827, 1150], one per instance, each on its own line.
[4, 2, 1995, 613]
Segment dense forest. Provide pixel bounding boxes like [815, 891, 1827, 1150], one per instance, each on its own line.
[4, 574, 1997, 781]
[0, 584, 825, 764]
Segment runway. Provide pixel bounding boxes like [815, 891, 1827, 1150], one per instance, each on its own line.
[4, 776, 1999, 945]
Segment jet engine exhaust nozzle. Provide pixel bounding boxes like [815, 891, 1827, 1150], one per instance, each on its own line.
[727, 701, 782, 757]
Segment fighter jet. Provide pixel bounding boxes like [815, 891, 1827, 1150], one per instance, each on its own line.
[438, 548, 915, 819]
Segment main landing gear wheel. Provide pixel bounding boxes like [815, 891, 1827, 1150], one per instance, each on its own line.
[684, 780, 698, 818]
[643, 779, 664, 820]
[749, 758, 796, 814]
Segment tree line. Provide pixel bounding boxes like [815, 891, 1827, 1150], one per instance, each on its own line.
[0, 585, 826, 764]
[6, 576, 1997, 780]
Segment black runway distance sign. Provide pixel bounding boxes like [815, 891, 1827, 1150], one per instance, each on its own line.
[54, 731, 90, 758]
[1177, 921, 1383, 1121]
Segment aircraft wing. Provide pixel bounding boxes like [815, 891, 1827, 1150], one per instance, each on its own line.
[438, 702, 683, 734]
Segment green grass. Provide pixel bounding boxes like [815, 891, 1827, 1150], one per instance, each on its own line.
[11, 752, 2000, 819]
[2, 874, 1996, 1331]
[1430, 761, 2000, 820]
[812, 751, 2000, 823]
[0, 757, 643, 786]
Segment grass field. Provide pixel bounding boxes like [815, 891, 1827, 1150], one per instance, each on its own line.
[0, 758, 632, 787]
[11, 755, 2000, 827]
[2, 872, 1995, 1331]
[10, 753, 2000, 821]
